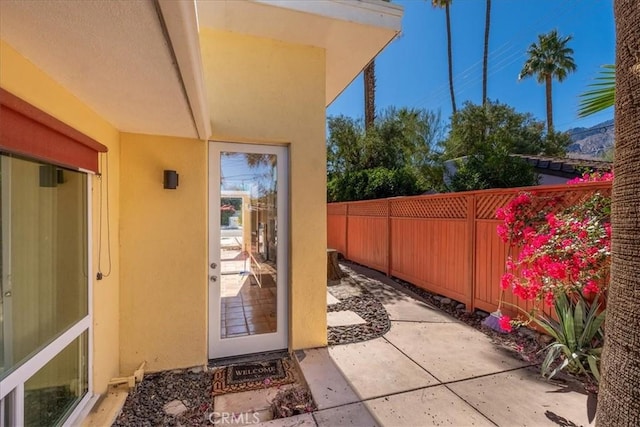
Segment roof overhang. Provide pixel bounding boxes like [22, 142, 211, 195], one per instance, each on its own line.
[0, 0, 401, 138]
[0, 0, 211, 139]
[195, 0, 403, 106]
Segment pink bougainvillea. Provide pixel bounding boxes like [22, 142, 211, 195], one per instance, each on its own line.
[496, 172, 612, 319]
[498, 315, 513, 333]
[567, 170, 613, 184]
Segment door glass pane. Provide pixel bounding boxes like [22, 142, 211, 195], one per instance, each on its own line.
[24, 331, 88, 427]
[0, 154, 88, 379]
[219, 152, 277, 339]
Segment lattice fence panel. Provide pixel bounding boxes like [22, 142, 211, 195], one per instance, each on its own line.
[476, 185, 613, 220]
[476, 194, 516, 219]
[348, 200, 388, 217]
[535, 187, 612, 211]
[390, 196, 467, 219]
[327, 203, 347, 216]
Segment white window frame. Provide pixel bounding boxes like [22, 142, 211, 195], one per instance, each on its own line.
[0, 166, 94, 427]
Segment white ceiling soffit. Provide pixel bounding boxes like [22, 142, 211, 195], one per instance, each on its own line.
[0, 0, 199, 139]
[196, 0, 403, 106]
[157, 0, 211, 140]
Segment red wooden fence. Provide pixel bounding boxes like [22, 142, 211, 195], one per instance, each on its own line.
[327, 182, 612, 316]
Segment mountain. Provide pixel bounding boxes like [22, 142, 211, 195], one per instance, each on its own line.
[565, 119, 614, 159]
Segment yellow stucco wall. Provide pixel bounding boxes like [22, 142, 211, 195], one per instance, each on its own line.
[1, 25, 328, 388]
[119, 133, 208, 373]
[0, 40, 121, 394]
[200, 29, 328, 349]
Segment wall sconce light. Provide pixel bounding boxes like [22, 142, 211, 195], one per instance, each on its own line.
[39, 165, 64, 187]
[164, 170, 179, 189]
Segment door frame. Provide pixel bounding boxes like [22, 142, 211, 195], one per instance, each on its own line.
[208, 141, 289, 359]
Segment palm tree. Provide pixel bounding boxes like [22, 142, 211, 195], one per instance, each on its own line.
[363, 0, 391, 130]
[433, 0, 456, 113]
[482, 0, 491, 105]
[364, 61, 376, 130]
[596, 1, 640, 424]
[519, 30, 576, 133]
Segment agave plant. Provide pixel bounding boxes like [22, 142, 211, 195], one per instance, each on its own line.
[536, 293, 605, 383]
[578, 64, 615, 118]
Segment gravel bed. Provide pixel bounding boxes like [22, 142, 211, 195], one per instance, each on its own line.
[113, 369, 214, 427]
[327, 294, 391, 345]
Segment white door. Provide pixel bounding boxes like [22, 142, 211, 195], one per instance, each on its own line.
[208, 142, 288, 359]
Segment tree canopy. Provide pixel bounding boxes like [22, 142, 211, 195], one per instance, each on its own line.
[327, 101, 572, 199]
[327, 107, 445, 201]
[441, 100, 570, 160]
[440, 101, 571, 191]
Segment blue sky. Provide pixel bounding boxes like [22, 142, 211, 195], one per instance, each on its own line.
[327, 0, 615, 132]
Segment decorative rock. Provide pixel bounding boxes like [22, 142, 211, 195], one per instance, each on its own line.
[327, 294, 391, 345]
[433, 296, 442, 302]
[440, 298, 452, 305]
[537, 333, 555, 346]
[456, 303, 466, 310]
[518, 327, 537, 339]
[163, 400, 188, 416]
[475, 310, 489, 319]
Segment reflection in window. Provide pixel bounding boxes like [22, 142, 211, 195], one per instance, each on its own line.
[219, 152, 278, 338]
[0, 154, 88, 378]
[24, 332, 88, 427]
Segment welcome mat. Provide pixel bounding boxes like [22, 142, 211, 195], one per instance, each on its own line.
[212, 357, 296, 396]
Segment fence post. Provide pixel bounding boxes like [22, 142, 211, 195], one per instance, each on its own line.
[466, 194, 476, 312]
[344, 203, 349, 261]
[387, 199, 392, 276]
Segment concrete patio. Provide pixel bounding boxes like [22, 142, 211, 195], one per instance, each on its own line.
[265, 263, 593, 427]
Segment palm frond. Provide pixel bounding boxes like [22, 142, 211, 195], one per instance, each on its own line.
[578, 65, 615, 118]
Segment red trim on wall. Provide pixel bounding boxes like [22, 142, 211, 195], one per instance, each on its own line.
[0, 88, 108, 173]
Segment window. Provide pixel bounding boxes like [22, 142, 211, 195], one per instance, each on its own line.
[0, 153, 90, 426]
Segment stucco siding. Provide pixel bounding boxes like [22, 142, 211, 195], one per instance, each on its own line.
[0, 39, 121, 395]
[119, 133, 208, 373]
[200, 29, 328, 350]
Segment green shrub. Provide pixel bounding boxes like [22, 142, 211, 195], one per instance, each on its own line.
[537, 293, 605, 384]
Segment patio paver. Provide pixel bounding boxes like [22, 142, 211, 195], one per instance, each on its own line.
[328, 337, 439, 400]
[383, 298, 455, 323]
[214, 387, 288, 415]
[448, 366, 592, 426]
[313, 402, 379, 427]
[364, 386, 494, 426]
[255, 413, 316, 427]
[326, 310, 367, 327]
[383, 320, 529, 382]
[327, 292, 341, 305]
[295, 348, 361, 410]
